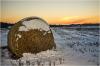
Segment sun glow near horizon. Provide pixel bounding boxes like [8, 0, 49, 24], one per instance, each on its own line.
[1, 0, 99, 24]
[58, 16, 99, 24]
[0, 16, 100, 24]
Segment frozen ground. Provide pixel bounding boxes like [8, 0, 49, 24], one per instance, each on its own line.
[0, 27, 100, 66]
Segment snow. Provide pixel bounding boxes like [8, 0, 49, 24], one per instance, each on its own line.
[48, 30, 51, 33]
[0, 29, 9, 46]
[1, 26, 99, 66]
[17, 34, 21, 38]
[6, 50, 64, 66]
[16, 34, 22, 41]
[21, 50, 62, 60]
[19, 19, 50, 32]
[52, 27, 99, 65]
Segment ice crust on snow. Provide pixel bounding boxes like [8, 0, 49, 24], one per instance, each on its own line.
[19, 19, 50, 32]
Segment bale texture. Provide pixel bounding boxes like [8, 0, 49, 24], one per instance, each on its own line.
[8, 16, 56, 58]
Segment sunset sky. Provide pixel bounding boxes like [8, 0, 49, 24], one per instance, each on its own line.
[1, 0, 100, 24]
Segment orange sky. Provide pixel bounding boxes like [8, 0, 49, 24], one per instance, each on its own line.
[1, 0, 100, 24]
[1, 16, 99, 24]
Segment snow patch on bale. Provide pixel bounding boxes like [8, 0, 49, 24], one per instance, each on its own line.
[15, 34, 22, 41]
[19, 19, 50, 32]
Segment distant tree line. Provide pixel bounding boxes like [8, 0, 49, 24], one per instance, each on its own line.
[0, 22, 99, 28]
[0, 22, 14, 28]
[50, 24, 100, 27]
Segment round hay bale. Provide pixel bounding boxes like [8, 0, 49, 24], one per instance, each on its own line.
[8, 16, 56, 58]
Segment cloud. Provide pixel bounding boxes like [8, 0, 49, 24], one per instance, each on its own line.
[58, 16, 99, 24]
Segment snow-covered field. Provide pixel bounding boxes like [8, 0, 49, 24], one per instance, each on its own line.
[0, 27, 100, 66]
